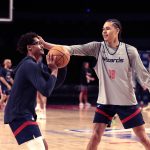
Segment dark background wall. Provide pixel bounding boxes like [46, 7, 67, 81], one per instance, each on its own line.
[0, 0, 150, 85]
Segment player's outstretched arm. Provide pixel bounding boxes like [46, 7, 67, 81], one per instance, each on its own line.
[38, 36, 58, 50]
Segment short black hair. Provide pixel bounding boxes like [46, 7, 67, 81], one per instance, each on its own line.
[17, 32, 38, 54]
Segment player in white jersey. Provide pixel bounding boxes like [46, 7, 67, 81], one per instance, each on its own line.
[39, 19, 150, 150]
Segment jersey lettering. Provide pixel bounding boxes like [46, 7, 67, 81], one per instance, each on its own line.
[102, 56, 124, 63]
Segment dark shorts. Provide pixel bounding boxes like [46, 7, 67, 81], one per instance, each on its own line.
[80, 85, 88, 92]
[93, 104, 145, 129]
[9, 115, 42, 145]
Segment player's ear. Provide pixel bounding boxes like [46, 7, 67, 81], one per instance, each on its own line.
[116, 28, 120, 34]
[27, 45, 32, 51]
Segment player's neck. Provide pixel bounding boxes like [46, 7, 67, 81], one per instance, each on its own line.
[27, 54, 41, 62]
[106, 40, 120, 48]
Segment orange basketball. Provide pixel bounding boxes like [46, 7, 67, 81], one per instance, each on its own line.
[48, 46, 70, 68]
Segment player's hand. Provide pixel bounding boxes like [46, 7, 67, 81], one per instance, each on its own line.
[46, 54, 58, 74]
[38, 36, 45, 45]
[7, 84, 11, 90]
[38, 35, 56, 50]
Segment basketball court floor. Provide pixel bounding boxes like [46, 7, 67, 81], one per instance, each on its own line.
[0, 105, 150, 150]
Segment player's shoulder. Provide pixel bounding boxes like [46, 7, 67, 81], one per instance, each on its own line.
[18, 56, 37, 71]
[123, 42, 139, 57]
[86, 41, 101, 46]
[123, 42, 137, 51]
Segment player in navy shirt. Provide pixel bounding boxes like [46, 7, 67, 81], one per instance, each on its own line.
[0, 59, 14, 106]
[4, 32, 67, 150]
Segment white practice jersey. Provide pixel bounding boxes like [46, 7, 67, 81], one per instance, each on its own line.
[66, 41, 150, 105]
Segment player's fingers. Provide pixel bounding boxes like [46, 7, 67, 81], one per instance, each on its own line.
[46, 55, 50, 64]
[52, 56, 57, 63]
[50, 54, 54, 62]
[47, 54, 57, 65]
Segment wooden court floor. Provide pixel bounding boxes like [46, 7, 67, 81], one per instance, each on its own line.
[0, 105, 150, 150]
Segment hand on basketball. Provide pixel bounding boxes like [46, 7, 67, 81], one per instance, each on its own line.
[48, 46, 70, 68]
[46, 54, 58, 72]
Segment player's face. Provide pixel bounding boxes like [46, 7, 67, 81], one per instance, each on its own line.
[4, 60, 12, 68]
[6, 61, 12, 68]
[102, 22, 119, 43]
[30, 37, 44, 57]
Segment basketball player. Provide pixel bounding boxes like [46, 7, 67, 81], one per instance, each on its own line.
[79, 62, 95, 109]
[4, 32, 62, 150]
[40, 19, 150, 150]
[0, 59, 14, 105]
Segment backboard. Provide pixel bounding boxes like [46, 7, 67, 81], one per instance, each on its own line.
[0, 0, 13, 22]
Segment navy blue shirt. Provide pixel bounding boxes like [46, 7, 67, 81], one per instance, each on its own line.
[0, 67, 13, 95]
[80, 67, 93, 85]
[4, 56, 57, 123]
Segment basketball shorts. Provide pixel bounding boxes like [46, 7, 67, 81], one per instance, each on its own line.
[80, 85, 88, 92]
[93, 104, 145, 129]
[9, 115, 42, 145]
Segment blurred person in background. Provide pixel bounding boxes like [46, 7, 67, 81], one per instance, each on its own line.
[36, 91, 47, 119]
[79, 62, 95, 109]
[0, 59, 14, 107]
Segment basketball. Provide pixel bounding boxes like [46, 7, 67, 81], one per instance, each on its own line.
[48, 46, 70, 68]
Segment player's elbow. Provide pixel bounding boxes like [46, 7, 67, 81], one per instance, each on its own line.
[40, 76, 56, 96]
